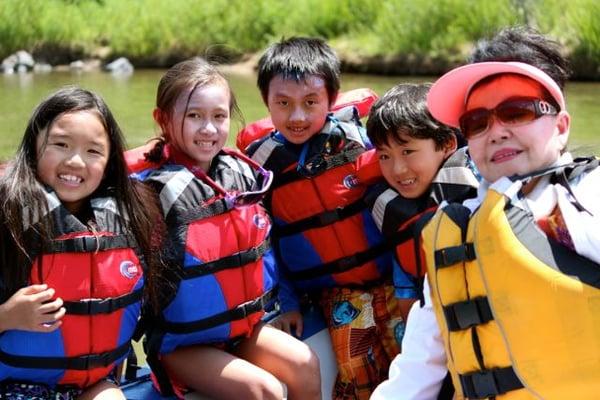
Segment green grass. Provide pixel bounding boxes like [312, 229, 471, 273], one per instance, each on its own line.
[0, 0, 599, 77]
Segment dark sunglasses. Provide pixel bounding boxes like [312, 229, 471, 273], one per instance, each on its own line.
[459, 97, 559, 140]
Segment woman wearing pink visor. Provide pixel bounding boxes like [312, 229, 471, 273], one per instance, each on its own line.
[372, 48, 600, 400]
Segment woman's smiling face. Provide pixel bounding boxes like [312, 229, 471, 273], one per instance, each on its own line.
[465, 74, 570, 183]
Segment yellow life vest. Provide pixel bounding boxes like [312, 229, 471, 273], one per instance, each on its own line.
[423, 159, 600, 399]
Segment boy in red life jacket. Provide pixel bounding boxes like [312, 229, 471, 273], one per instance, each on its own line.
[364, 83, 479, 300]
[242, 37, 406, 400]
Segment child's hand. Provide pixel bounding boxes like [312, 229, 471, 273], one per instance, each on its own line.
[0, 284, 66, 333]
[269, 310, 304, 338]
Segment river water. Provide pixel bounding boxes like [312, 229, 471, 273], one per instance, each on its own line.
[1, 69, 598, 161]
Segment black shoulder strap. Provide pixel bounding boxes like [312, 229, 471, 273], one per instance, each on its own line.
[43, 234, 136, 253]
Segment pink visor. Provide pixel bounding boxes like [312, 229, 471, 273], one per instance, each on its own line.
[427, 61, 566, 128]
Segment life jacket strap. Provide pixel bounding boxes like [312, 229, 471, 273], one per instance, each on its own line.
[459, 366, 524, 399]
[435, 243, 476, 267]
[274, 200, 366, 237]
[183, 239, 271, 279]
[168, 198, 228, 226]
[0, 340, 130, 370]
[271, 147, 364, 190]
[44, 234, 136, 253]
[287, 239, 390, 281]
[63, 288, 143, 315]
[443, 296, 493, 331]
[158, 288, 277, 334]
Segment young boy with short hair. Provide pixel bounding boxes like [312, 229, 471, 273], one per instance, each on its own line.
[244, 36, 407, 399]
[365, 83, 479, 297]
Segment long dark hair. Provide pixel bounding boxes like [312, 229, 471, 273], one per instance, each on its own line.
[0, 86, 159, 302]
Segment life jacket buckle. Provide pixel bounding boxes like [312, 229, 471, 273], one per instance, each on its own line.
[434, 243, 476, 268]
[319, 207, 343, 226]
[460, 370, 499, 399]
[444, 297, 493, 331]
[298, 156, 327, 178]
[81, 236, 99, 252]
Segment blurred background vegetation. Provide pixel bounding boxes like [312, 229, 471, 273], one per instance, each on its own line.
[1, 0, 599, 78]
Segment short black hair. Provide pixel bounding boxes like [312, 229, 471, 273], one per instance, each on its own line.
[257, 37, 340, 105]
[367, 83, 458, 150]
[469, 26, 571, 90]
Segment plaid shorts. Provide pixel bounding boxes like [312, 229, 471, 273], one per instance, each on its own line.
[320, 283, 410, 400]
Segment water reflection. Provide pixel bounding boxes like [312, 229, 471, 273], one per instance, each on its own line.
[0, 70, 598, 160]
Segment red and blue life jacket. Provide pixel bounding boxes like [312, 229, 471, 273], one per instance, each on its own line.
[131, 147, 277, 396]
[0, 190, 144, 388]
[244, 106, 392, 291]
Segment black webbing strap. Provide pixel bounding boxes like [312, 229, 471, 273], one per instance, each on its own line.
[123, 345, 141, 382]
[169, 199, 228, 226]
[63, 288, 143, 315]
[459, 366, 524, 399]
[183, 239, 270, 280]
[435, 243, 476, 268]
[158, 288, 277, 334]
[144, 332, 175, 396]
[271, 147, 364, 190]
[274, 200, 366, 237]
[437, 371, 455, 400]
[287, 239, 390, 281]
[43, 234, 134, 253]
[511, 156, 598, 185]
[443, 297, 494, 331]
[0, 339, 130, 370]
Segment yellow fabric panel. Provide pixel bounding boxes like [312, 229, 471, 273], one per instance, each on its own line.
[463, 224, 486, 298]
[447, 329, 482, 373]
[473, 323, 512, 369]
[426, 209, 469, 305]
[475, 190, 600, 399]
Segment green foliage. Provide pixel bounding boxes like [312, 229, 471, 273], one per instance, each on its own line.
[372, 0, 522, 58]
[568, 0, 600, 55]
[0, 0, 598, 77]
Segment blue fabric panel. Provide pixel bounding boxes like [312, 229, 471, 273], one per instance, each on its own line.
[0, 330, 66, 385]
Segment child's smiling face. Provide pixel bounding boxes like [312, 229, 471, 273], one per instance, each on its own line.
[465, 75, 570, 183]
[36, 111, 110, 213]
[377, 132, 455, 199]
[266, 74, 330, 145]
[168, 82, 231, 172]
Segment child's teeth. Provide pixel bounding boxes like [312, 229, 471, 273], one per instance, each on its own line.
[195, 141, 213, 148]
[59, 174, 82, 183]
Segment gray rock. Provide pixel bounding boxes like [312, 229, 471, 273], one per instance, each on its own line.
[1, 50, 35, 73]
[104, 57, 134, 75]
[15, 50, 34, 67]
[70, 60, 85, 70]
